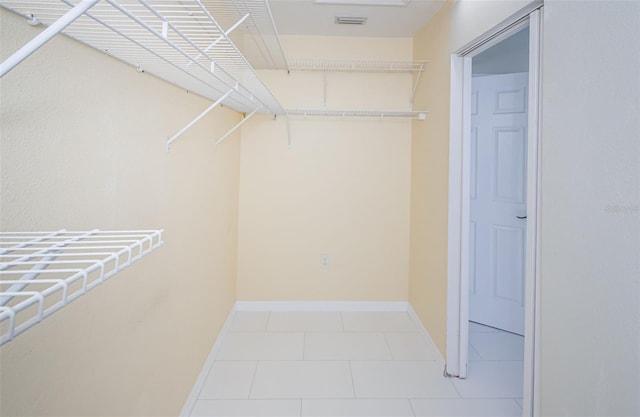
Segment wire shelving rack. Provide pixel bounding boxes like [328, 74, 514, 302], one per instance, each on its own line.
[0, 229, 163, 345]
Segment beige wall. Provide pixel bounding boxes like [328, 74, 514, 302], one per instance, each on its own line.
[539, 2, 640, 415]
[0, 10, 240, 416]
[236, 36, 412, 301]
[410, 0, 532, 357]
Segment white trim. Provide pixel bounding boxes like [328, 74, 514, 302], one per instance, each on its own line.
[235, 301, 409, 312]
[445, 3, 543, 415]
[523, 8, 543, 417]
[455, 0, 543, 56]
[446, 53, 464, 378]
[445, 53, 473, 379]
[407, 304, 446, 369]
[179, 303, 237, 417]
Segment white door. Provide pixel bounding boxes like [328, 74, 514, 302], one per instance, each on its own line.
[469, 72, 528, 335]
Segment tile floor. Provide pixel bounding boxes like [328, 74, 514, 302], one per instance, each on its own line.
[188, 312, 524, 417]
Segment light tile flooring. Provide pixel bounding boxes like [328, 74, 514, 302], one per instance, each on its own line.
[188, 312, 524, 417]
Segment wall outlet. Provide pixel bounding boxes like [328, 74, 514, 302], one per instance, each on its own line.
[320, 254, 329, 269]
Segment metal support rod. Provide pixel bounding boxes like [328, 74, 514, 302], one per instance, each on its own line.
[0, 0, 100, 77]
[0, 230, 96, 304]
[187, 13, 250, 68]
[0, 253, 61, 306]
[286, 113, 292, 150]
[1, 230, 95, 270]
[214, 108, 260, 146]
[0, 230, 63, 257]
[265, 0, 290, 72]
[409, 66, 425, 106]
[166, 89, 234, 150]
[323, 70, 328, 109]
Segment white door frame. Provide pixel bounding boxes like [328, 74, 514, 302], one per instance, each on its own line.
[445, 3, 543, 416]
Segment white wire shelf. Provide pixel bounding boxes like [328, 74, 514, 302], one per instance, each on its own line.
[287, 59, 427, 73]
[202, 0, 288, 70]
[286, 109, 427, 120]
[0, 0, 284, 114]
[0, 229, 163, 345]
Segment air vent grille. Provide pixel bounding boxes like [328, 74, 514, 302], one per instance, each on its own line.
[335, 16, 368, 25]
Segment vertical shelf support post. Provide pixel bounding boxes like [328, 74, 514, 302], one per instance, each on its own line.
[286, 112, 292, 150]
[0, 0, 101, 77]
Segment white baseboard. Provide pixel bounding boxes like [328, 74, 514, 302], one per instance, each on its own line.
[235, 301, 409, 312]
[407, 303, 446, 369]
[179, 303, 237, 417]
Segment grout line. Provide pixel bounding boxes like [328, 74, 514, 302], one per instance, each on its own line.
[247, 361, 260, 400]
[382, 333, 395, 360]
[347, 360, 357, 399]
[299, 399, 303, 417]
[449, 375, 463, 399]
[407, 398, 418, 417]
[212, 396, 492, 401]
[469, 342, 483, 361]
[257, 330, 419, 334]
[265, 311, 272, 332]
[215, 359, 439, 363]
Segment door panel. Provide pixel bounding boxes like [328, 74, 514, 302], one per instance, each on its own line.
[494, 87, 527, 113]
[469, 72, 528, 335]
[494, 127, 526, 203]
[493, 225, 525, 304]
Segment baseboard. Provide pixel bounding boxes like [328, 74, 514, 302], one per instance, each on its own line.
[235, 300, 409, 312]
[179, 303, 237, 417]
[407, 303, 446, 369]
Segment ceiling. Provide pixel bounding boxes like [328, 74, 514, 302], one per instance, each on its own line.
[268, 0, 445, 38]
[472, 26, 530, 75]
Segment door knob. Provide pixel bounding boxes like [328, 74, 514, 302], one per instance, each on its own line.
[516, 215, 527, 219]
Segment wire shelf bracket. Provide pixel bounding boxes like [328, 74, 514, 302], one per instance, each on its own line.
[214, 106, 260, 146]
[0, 0, 100, 77]
[0, 229, 163, 345]
[166, 88, 234, 151]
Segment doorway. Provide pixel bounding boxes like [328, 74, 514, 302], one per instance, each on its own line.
[445, 5, 542, 417]
[469, 27, 529, 337]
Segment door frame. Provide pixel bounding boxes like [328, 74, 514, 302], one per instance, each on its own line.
[445, 3, 543, 416]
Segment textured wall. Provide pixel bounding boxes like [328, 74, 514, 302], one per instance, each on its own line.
[539, 2, 640, 415]
[0, 10, 241, 416]
[236, 36, 412, 302]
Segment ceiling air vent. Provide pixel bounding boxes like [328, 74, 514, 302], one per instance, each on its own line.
[335, 16, 368, 25]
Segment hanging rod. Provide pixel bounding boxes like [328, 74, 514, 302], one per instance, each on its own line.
[286, 109, 428, 120]
[0, 230, 163, 345]
[287, 59, 428, 73]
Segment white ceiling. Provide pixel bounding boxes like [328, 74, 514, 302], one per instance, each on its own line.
[472, 26, 530, 75]
[268, 0, 445, 38]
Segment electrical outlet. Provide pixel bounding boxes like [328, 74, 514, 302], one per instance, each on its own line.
[320, 254, 329, 269]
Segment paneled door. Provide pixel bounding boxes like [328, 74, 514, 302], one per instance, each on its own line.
[469, 72, 528, 335]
